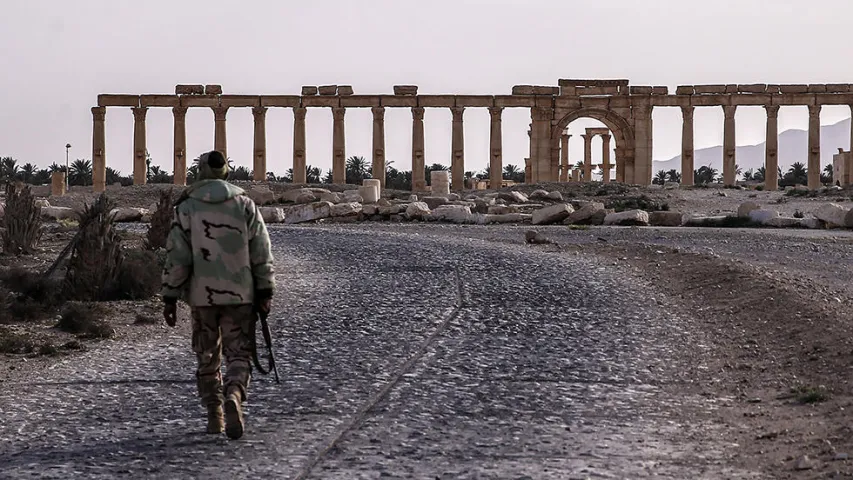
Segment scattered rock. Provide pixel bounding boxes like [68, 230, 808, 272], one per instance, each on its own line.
[564, 202, 605, 225]
[814, 203, 850, 228]
[498, 191, 529, 204]
[546, 191, 564, 201]
[405, 202, 431, 219]
[422, 196, 449, 210]
[246, 185, 276, 205]
[793, 455, 813, 471]
[529, 189, 550, 200]
[488, 205, 519, 215]
[280, 188, 312, 203]
[284, 201, 333, 224]
[109, 207, 149, 222]
[748, 209, 780, 224]
[41, 206, 76, 221]
[447, 193, 461, 201]
[532, 204, 574, 225]
[481, 213, 531, 224]
[330, 202, 362, 217]
[737, 201, 761, 218]
[358, 185, 379, 203]
[259, 206, 286, 223]
[604, 209, 649, 226]
[524, 230, 552, 244]
[432, 205, 473, 224]
[320, 192, 343, 204]
[648, 211, 684, 227]
[34, 199, 50, 208]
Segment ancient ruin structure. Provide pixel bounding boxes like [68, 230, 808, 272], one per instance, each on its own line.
[92, 80, 853, 192]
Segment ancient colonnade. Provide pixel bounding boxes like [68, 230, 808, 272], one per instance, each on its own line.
[92, 80, 853, 193]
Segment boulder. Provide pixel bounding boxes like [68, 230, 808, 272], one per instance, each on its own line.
[295, 192, 318, 204]
[748, 209, 780, 224]
[405, 202, 431, 219]
[532, 204, 574, 225]
[284, 201, 333, 224]
[342, 189, 364, 202]
[362, 204, 378, 216]
[378, 204, 405, 216]
[683, 215, 729, 227]
[737, 201, 761, 218]
[320, 192, 343, 204]
[280, 188, 312, 203]
[447, 193, 461, 201]
[259, 206, 286, 223]
[307, 188, 332, 195]
[480, 213, 532, 224]
[41, 206, 76, 221]
[797, 218, 823, 229]
[649, 211, 684, 227]
[814, 203, 850, 228]
[590, 209, 612, 225]
[529, 189, 550, 200]
[472, 198, 494, 214]
[34, 199, 50, 208]
[764, 217, 801, 228]
[498, 191, 529, 204]
[563, 202, 605, 225]
[331, 202, 362, 217]
[432, 205, 474, 224]
[546, 191, 564, 201]
[488, 205, 519, 215]
[408, 195, 419, 202]
[604, 209, 649, 226]
[246, 185, 276, 205]
[110, 207, 149, 222]
[422, 196, 449, 210]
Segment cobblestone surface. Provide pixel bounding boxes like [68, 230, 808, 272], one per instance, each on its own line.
[0, 224, 766, 479]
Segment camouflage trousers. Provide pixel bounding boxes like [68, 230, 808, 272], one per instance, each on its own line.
[191, 305, 253, 408]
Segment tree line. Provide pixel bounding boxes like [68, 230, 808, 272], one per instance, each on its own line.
[654, 162, 836, 187]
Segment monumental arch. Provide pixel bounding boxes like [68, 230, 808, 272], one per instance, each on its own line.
[92, 80, 853, 193]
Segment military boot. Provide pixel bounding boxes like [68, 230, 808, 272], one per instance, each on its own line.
[207, 404, 224, 434]
[224, 390, 244, 440]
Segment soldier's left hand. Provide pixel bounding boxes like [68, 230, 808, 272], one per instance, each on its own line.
[163, 303, 177, 327]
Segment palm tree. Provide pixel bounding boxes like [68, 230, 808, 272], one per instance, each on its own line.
[425, 163, 449, 185]
[666, 169, 681, 183]
[306, 165, 322, 184]
[321, 170, 334, 184]
[782, 162, 808, 186]
[386, 166, 413, 191]
[106, 167, 123, 185]
[502, 164, 524, 183]
[478, 166, 491, 180]
[69, 159, 93, 186]
[18, 163, 36, 183]
[186, 164, 199, 184]
[653, 170, 668, 185]
[693, 165, 718, 185]
[345, 155, 371, 184]
[822, 164, 834, 185]
[33, 168, 51, 185]
[754, 166, 766, 182]
[742, 168, 755, 182]
[0, 157, 19, 182]
[148, 165, 172, 184]
[230, 166, 252, 181]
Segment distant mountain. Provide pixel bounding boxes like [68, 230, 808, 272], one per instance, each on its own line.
[653, 117, 851, 174]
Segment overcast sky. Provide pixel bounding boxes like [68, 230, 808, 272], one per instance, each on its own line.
[2, 0, 852, 176]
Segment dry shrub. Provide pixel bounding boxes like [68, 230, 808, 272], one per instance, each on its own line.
[107, 249, 162, 301]
[146, 189, 174, 250]
[0, 329, 35, 354]
[1, 182, 43, 255]
[64, 194, 123, 301]
[57, 302, 113, 339]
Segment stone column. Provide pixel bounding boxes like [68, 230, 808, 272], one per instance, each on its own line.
[431, 170, 451, 195]
[450, 107, 465, 191]
[722, 105, 737, 186]
[764, 105, 780, 191]
[615, 148, 625, 183]
[524, 157, 531, 183]
[488, 107, 504, 190]
[332, 107, 346, 184]
[601, 134, 612, 183]
[572, 169, 580, 182]
[51, 171, 66, 196]
[581, 134, 592, 181]
[371, 107, 386, 188]
[633, 103, 654, 185]
[681, 105, 695, 186]
[172, 106, 187, 186]
[560, 133, 570, 182]
[292, 107, 307, 184]
[411, 107, 426, 191]
[212, 106, 229, 159]
[91, 107, 106, 193]
[527, 128, 533, 183]
[808, 104, 821, 189]
[252, 106, 267, 181]
[131, 106, 148, 185]
[530, 108, 553, 182]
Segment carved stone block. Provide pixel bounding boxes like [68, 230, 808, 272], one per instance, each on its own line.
[737, 84, 767, 94]
[205, 84, 223, 95]
[630, 86, 653, 95]
[301, 86, 318, 96]
[175, 84, 204, 95]
[337, 85, 354, 96]
[780, 85, 809, 93]
[318, 85, 338, 96]
[393, 85, 418, 95]
[675, 86, 694, 95]
[808, 84, 827, 93]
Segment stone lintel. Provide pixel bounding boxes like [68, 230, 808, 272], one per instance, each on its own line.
[815, 93, 853, 105]
[339, 96, 381, 107]
[534, 96, 554, 108]
[737, 84, 767, 94]
[495, 95, 536, 108]
[378, 95, 418, 107]
[219, 95, 261, 108]
[630, 86, 653, 95]
[180, 95, 220, 107]
[553, 97, 582, 109]
[826, 84, 851, 93]
[302, 96, 341, 107]
[650, 95, 687, 107]
[652, 86, 669, 95]
[779, 84, 809, 94]
[318, 85, 338, 95]
[577, 86, 619, 96]
[456, 95, 494, 108]
[559, 79, 629, 88]
[417, 95, 455, 108]
[766, 85, 782, 94]
[772, 94, 816, 106]
[675, 86, 695, 95]
[808, 84, 828, 93]
[579, 97, 610, 109]
[731, 94, 773, 106]
[260, 95, 301, 107]
[688, 95, 731, 107]
[97, 94, 140, 107]
[694, 85, 727, 94]
[139, 95, 180, 107]
[725, 84, 739, 93]
[608, 96, 631, 108]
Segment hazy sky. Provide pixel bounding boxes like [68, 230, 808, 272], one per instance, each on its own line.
[2, 0, 853, 176]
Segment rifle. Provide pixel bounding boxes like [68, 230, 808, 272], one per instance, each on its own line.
[251, 306, 280, 383]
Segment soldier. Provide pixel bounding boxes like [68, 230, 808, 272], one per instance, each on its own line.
[161, 150, 275, 440]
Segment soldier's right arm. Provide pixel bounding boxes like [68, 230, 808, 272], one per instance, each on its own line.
[161, 206, 193, 303]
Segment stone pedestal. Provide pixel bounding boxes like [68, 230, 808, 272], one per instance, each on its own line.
[131, 107, 148, 185]
[372, 107, 386, 188]
[173, 107, 187, 186]
[808, 104, 821, 189]
[431, 171, 450, 196]
[450, 107, 465, 191]
[572, 169, 580, 182]
[361, 179, 381, 203]
[91, 107, 106, 192]
[212, 106, 229, 160]
[681, 106, 694, 186]
[252, 106, 268, 181]
[764, 105, 780, 190]
[488, 107, 503, 191]
[51, 171, 66, 196]
[293, 107, 307, 184]
[411, 107, 426, 191]
[722, 105, 737, 186]
[332, 107, 346, 184]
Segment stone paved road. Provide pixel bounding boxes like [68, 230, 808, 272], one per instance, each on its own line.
[0, 224, 766, 479]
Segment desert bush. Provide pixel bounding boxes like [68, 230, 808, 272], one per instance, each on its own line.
[57, 302, 113, 339]
[105, 249, 162, 301]
[146, 189, 175, 250]
[606, 195, 669, 213]
[64, 194, 123, 301]
[0, 267, 64, 305]
[0, 329, 35, 354]
[1, 182, 43, 255]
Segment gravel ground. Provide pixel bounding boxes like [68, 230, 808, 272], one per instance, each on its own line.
[0, 224, 768, 479]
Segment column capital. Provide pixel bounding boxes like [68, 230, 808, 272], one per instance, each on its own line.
[332, 106, 346, 121]
[252, 106, 268, 118]
[371, 106, 386, 120]
[131, 106, 148, 121]
[581, 133, 591, 141]
[488, 106, 504, 119]
[212, 106, 229, 121]
[92, 106, 106, 121]
[172, 106, 188, 120]
[680, 105, 695, 119]
[722, 105, 737, 118]
[293, 106, 307, 120]
[531, 106, 551, 122]
[764, 105, 781, 117]
[561, 133, 571, 140]
[411, 106, 425, 120]
[601, 133, 612, 142]
[451, 106, 465, 121]
[808, 104, 822, 117]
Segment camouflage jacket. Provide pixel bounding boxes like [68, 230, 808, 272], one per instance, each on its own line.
[161, 179, 275, 307]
